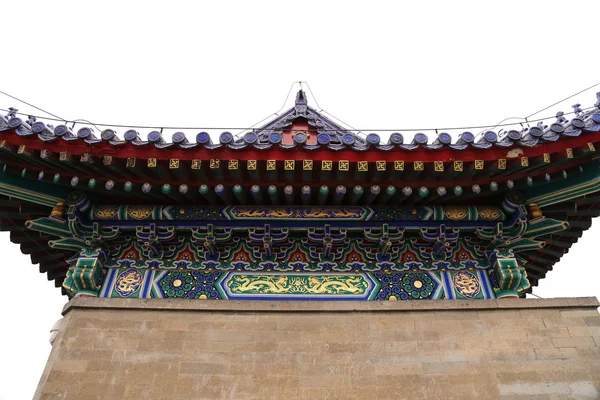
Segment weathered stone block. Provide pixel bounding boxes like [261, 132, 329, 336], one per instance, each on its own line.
[36, 297, 600, 400]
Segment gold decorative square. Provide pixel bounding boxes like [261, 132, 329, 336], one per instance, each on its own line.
[474, 160, 484, 170]
[126, 157, 136, 168]
[247, 160, 257, 170]
[60, 152, 71, 161]
[169, 159, 180, 169]
[0, 140, 4, 149]
[322, 160, 332, 171]
[566, 148, 573, 158]
[303, 160, 313, 170]
[210, 159, 220, 169]
[520, 157, 529, 167]
[17, 145, 25, 154]
[103, 156, 113, 166]
[358, 161, 368, 172]
[339, 160, 349, 171]
[284, 160, 295, 170]
[498, 159, 506, 169]
[453, 160, 463, 172]
[228, 159, 239, 170]
[80, 153, 91, 163]
[148, 158, 157, 168]
[543, 153, 550, 163]
[394, 161, 404, 171]
[376, 161, 386, 171]
[588, 143, 596, 152]
[414, 161, 424, 171]
[191, 159, 202, 170]
[40, 149, 50, 159]
[267, 160, 276, 170]
[434, 161, 444, 172]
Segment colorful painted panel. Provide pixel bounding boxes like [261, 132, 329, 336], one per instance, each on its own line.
[226, 207, 371, 221]
[100, 268, 496, 301]
[440, 270, 494, 300]
[105, 238, 490, 273]
[89, 205, 505, 222]
[220, 273, 378, 300]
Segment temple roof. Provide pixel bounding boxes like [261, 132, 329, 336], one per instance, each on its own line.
[2, 91, 600, 153]
[1, 90, 600, 296]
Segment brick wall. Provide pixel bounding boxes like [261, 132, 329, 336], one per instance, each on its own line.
[36, 298, 600, 399]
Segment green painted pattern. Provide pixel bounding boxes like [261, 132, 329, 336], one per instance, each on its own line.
[226, 274, 370, 296]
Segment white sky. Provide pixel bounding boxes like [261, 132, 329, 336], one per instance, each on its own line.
[1, 1, 600, 399]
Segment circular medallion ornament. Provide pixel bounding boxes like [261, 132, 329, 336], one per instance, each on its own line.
[196, 131, 210, 145]
[484, 131, 497, 143]
[115, 269, 143, 297]
[219, 131, 234, 144]
[453, 271, 480, 299]
[77, 127, 93, 139]
[269, 133, 282, 144]
[550, 123, 565, 134]
[54, 125, 71, 137]
[102, 129, 117, 141]
[389, 132, 404, 145]
[529, 126, 543, 137]
[506, 130, 521, 140]
[124, 130, 139, 141]
[293, 131, 307, 144]
[438, 132, 452, 144]
[401, 272, 435, 299]
[317, 133, 331, 145]
[172, 132, 186, 144]
[342, 133, 355, 146]
[592, 113, 600, 124]
[244, 132, 258, 144]
[570, 118, 585, 129]
[366, 133, 381, 145]
[32, 121, 47, 134]
[161, 271, 194, 298]
[7, 117, 22, 128]
[413, 133, 428, 145]
[460, 131, 475, 143]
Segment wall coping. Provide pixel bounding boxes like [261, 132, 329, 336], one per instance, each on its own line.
[62, 296, 600, 315]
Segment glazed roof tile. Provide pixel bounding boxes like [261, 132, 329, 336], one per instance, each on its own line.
[1, 91, 600, 153]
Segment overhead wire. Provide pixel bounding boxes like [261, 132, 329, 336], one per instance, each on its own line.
[0, 105, 596, 134]
[233, 81, 299, 138]
[0, 89, 66, 122]
[0, 82, 598, 135]
[477, 82, 600, 139]
[301, 81, 366, 137]
[525, 82, 600, 119]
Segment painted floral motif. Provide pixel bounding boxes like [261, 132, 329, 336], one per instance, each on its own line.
[401, 271, 436, 299]
[443, 207, 469, 221]
[478, 207, 503, 221]
[231, 207, 364, 219]
[185, 271, 222, 299]
[374, 272, 410, 301]
[93, 206, 119, 220]
[160, 271, 194, 297]
[126, 206, 153, 220]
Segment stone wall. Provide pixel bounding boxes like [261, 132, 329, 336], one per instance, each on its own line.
[36, 297, 600, 399]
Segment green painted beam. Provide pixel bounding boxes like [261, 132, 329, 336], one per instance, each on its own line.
[0, 168, 67, 207]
